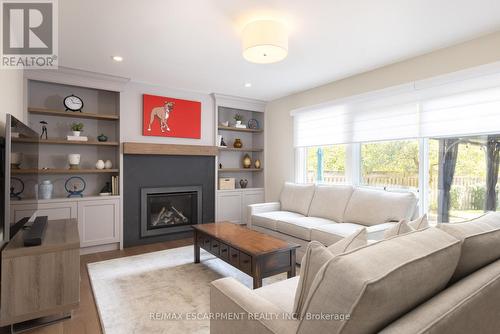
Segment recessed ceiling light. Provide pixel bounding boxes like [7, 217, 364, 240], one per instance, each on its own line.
[244, 82, 252, 88]
[112, 56, 123, 62]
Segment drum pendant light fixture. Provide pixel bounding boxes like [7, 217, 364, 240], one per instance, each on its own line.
[242, 20, 288, 64]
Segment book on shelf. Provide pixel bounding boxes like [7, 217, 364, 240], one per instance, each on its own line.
[234, 124, 247, 129]
[67, 135, 88, 141]
[111, 175, 119, 195]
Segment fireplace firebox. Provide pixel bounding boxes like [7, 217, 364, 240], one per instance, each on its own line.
[141, 186, 202, 237]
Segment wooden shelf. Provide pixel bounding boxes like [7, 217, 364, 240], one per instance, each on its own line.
[219, 168, 263, 172]
[13, 137, 119, 146]
[218, 147, 263, 152]
[218, 126, 263, 133]
[123, 142, 218, 156]
[28, 108, 119, 121]
[12, 168, 119, 175]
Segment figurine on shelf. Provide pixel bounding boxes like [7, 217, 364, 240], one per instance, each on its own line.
[220, 137, 227, 147]
[99, 182, 112, 196]
[239, 179, 248, 189]
[219, 163, 223, 169]
[40, 121, 48, 139]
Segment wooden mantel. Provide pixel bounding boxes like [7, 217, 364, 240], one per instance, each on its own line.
[123, 142, 218, 156]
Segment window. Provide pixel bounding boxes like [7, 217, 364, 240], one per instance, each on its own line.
[305, 145, 347, 184]
[360, 140, 419, 190]
[294, 68, 500, 223]
[428, 136, 499, 223]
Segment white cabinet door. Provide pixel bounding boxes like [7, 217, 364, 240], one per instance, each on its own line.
[241, 190, 265, 224]
[10, 201, 77, 224]
[217, 192, 243, 224]
[77, 198, 120, 247]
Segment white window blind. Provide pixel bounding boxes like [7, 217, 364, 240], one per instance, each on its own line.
[292, 67, 500, 147]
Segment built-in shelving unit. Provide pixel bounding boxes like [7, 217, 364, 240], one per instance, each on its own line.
[213, 94, 266, 225]
[15, 79, 121, 199]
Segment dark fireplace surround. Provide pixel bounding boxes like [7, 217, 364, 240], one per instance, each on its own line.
[124, 152, 215, 247]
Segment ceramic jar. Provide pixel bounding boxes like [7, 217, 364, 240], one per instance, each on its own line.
[95, 159, 105, 170]
[239, 179, 248, 188]
[39, 180, 53, 199]
[68, 154, 81, 169]
[104, 160, 113, 169]
[97, 134, 108, 142]
[72, 131, 81, 137]
[242, 154, 252, 168]
[233, 138, 243, 148]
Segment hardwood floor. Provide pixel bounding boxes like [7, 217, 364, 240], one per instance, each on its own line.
[0, 238, 193, 334]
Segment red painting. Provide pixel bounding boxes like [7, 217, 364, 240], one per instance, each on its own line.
[142, 94, 201, 138]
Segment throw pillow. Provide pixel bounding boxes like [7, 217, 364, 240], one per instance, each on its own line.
[327, 227, 367, 254]
[384, 220, 413, 238]
[408, 214, 429, 230]
[293, 228, 367, 316]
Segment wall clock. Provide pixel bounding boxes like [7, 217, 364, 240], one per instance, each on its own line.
[64, 94, 84, 112]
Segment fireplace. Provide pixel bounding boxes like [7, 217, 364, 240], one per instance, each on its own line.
[141, 186, 202, 237]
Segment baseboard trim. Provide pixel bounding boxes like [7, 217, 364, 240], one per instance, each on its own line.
[80, 243, 119, 255]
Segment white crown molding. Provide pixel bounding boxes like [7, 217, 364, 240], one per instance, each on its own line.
[212, 93, 266, 112]
[24, 66, 130, 92]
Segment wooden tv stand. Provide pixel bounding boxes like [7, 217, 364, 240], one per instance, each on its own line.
[0, 219, 80, 328]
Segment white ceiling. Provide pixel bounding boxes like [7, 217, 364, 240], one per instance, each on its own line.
[59, 0, 500, 101]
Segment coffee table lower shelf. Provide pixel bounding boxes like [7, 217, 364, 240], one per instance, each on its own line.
[192, 223, 298, 289]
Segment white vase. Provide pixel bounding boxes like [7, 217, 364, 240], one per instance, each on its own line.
[68, 154, 81, 169]
[236, 120, 242, 126]
[39, 180, 53, 199]
[72, 131, 81, 137]
[95, 160, 105, 170]
[104, 160, 112, 169]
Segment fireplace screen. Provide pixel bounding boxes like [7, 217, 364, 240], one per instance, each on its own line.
[141, 186, 202, 238]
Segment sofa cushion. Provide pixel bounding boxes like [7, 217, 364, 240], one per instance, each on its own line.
[343, 187, 417, 226]
[298, 228, 461, 334]
[438, 220, 500, 282]
[280, 183, 316, 216]
[293, 230, 367, 317]
[310, 222, 394, 246]
[307, 185, 354, 222]
[276, 217, 334, 241]
[384, 220, 413, 238]
[252, 211, 304, 231]
[254, 276, 299, 313]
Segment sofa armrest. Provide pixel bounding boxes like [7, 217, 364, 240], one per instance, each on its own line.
[246, 202, 281, 228]
[210, 278, 298, 334]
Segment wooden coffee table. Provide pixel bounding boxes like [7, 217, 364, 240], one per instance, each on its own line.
[192, 222, 299, 289]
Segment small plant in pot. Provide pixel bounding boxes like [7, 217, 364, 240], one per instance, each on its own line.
[234, 113, 243, 126]
[71, 122, 84, 136]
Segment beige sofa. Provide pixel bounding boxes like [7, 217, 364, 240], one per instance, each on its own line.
[248, 183, 418, 262]
[211, 213, 500, 334]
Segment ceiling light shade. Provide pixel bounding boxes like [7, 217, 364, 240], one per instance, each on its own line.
[242, 20, 288, 64]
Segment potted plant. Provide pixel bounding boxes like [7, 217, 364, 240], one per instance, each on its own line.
[234, 114, 243, 126]
[71, 122, 84, 136]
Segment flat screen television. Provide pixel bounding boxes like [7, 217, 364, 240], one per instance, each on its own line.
[0, 114, 40, 249]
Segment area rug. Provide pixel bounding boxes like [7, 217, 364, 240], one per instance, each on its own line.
[87, 246, 291, 334]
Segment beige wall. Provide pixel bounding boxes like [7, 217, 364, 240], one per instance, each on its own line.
[0, 70, 24, 131]
[265, 31, 500, 201]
